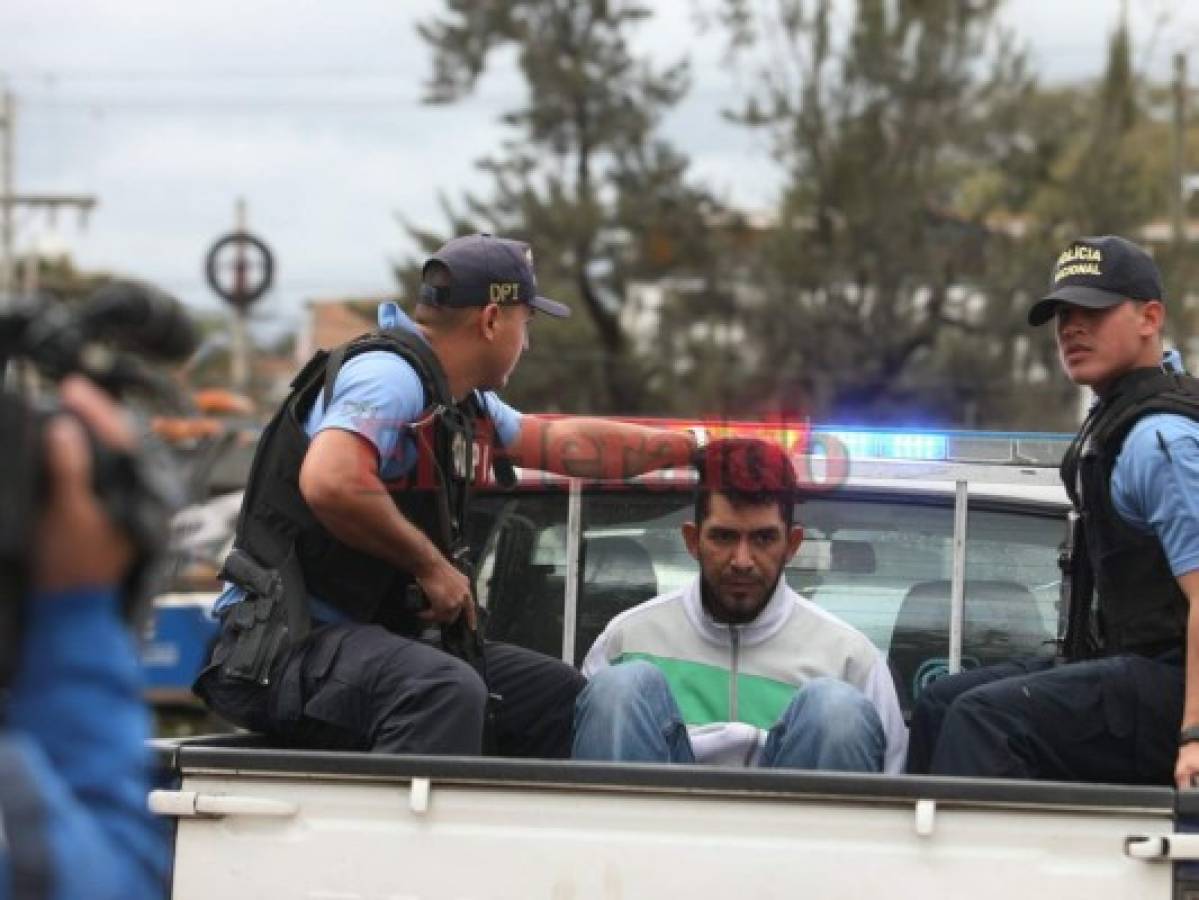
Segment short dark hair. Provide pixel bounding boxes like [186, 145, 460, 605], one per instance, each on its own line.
[694, 438, 798, 529]
[413, 262, 475, 331]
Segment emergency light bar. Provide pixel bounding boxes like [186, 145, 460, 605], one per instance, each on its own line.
[814, 430, 948, 462]
[492, 416, 1075, 490]
[810, 428, 1073, 467]
[618, 416, 1072, 466]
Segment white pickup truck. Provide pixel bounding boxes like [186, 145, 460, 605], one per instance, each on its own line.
[148, 428, 1199, 899]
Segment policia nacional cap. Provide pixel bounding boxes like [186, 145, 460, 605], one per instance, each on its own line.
[420, 233, 571, 318]
[1028, 235, 1164, 326]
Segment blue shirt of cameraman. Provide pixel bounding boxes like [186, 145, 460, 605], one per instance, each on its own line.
[0, 587, 167, 900]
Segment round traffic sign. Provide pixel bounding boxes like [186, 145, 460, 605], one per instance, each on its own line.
[205, 232, 274, 309]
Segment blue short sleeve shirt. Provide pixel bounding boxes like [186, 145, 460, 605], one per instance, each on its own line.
[1111, 413, 1199, 577]
[304, 306, 523, 480]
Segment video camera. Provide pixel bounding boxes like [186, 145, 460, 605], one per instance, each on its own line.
[0, 281, 199, 690]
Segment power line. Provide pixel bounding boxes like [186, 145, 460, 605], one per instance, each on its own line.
[9, 90, 521, 119]
[19, 98, 426, 113]
[4, 66, 426, 82]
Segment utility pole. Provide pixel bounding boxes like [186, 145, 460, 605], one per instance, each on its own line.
[229, 198, 250, 392]
[1, 91, 14, 299]
[1171, 52, 1199, 375]
[0, 90, 97, 300]
[1173, 52, 1188, 250]
[203, 198, 273, 396]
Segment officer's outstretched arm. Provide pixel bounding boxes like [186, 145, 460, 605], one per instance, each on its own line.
[509, 416, 696, 480]
[299, 428, 473, 626]
[1175, 570, 1199, 788]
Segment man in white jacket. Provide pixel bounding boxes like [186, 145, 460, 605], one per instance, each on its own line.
[573, 438, 907, 773]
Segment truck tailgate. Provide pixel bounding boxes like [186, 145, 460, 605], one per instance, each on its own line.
[154, 747, 1177, 899]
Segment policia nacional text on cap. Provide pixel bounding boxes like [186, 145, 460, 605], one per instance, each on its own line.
[1027, 235, 1164, 327]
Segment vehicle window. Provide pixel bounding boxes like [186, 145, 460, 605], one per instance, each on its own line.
[575, 492, 958, 669]
[476, 487, 1066, 713]
[471, 493, 570, 660]
[578, 492, 694, 665]
[798, 497, 956, 679]
[966, 508, 1062, 642]
[888, 507, 1062, 709]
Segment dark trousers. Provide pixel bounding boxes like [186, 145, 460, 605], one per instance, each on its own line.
[195, 621, 585, 758]
[905, 653, 1184, 783]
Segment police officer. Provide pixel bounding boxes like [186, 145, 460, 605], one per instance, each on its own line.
[2, 377, 168, 899]
[906, 235, 1199, 787]
[195, 233, 698, 758]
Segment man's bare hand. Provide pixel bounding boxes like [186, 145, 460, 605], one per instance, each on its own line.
[1177, 742, 1199, 789]
[1177, 743, 1199, 789]
[33, 376, 138, 593]
[414, 559, 477, 630]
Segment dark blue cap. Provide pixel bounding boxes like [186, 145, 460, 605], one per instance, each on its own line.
[1028, 235, 1164, 326]
[419, 233, 570, 318]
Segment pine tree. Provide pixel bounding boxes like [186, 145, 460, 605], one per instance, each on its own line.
[711, 0, 1035, 423]
[409, 1, 721, 412]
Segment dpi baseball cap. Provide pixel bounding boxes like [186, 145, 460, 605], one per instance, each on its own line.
[420, 233, 571, 318]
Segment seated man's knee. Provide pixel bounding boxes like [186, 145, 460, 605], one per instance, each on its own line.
[580, 660, 668, 708]
[769, 678, 883, 771]
[928, 681, 1021, 760]
[790, 677, 878, 735]
[916, 671, 973, 712]
[362, 649, 489, 755]
[574, 661, 689, 763]
[928, 679, 1034, 777]
[414, 653, 488, 716]
[417, 655, 489, 743]
[941, 681, 1005, 728]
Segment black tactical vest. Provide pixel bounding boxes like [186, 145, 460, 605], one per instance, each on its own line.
[230, 328, 487, 635]
[1059, 367, 1199, 656]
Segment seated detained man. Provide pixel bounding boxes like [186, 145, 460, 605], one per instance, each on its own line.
[573, 438, 907, 772]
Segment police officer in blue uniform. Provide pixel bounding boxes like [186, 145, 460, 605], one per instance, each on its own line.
[195, 233, 698, 758]
[906, 235, 1199, 787]
[1, 377, 168, 899]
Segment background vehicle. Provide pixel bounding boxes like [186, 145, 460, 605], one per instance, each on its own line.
[141, 490, 238, 733]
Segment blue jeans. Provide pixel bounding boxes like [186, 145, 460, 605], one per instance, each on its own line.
[572, 660, 884, 770]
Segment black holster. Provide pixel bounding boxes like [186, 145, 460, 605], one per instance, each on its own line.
[217, 546, 311, 687]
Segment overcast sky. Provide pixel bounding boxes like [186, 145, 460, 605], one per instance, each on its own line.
[1, 0, 1197, 334]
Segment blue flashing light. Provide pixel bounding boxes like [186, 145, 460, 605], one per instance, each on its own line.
[813, 429, 949, 461]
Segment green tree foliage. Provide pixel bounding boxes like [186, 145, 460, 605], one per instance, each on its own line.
[707, 0, 1040, 424]
[1002, 16, 1199, 428]
[1032, 17, 1154, 237]
[410, 0, 723, 413]
[405, 1, 1195, 428]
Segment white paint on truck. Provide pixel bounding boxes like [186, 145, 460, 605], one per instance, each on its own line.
[154, 748, 1180, 900]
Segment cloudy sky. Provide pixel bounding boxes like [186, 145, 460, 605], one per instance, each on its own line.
[1, 0, 1196, 333]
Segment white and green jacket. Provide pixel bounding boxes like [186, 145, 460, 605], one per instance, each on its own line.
[581, 576, 908, 773]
